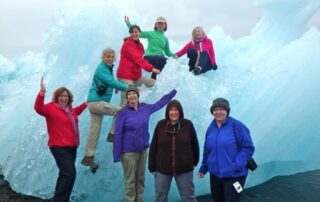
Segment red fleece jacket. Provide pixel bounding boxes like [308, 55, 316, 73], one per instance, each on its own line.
[117, 37, 153, 80]
[34, 92, 87, 147]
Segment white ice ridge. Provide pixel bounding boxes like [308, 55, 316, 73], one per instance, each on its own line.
[0, 0, 319, 201]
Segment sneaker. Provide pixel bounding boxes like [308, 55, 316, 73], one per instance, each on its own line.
[194, 66, 202, 75]
[107, 132, 114, 143]
[81, 156, 98, 169]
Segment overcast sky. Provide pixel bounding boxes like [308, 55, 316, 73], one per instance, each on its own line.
[1, 0, 319, 59]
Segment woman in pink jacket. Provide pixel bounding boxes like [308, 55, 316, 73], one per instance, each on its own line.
[175, 26, 217, 75]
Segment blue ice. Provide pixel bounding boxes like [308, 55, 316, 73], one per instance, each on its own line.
[0, 0, 320, 201]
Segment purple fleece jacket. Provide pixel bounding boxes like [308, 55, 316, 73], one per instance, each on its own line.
[113, 89, 177, 162]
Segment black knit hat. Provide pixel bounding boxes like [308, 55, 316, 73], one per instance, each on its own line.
[210, 97, 230, 115]
[125, 85, 139, 98]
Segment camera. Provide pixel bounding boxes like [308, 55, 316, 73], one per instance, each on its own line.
[96, 85, 107, 95]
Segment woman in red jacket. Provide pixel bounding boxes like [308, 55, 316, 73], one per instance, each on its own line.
[117, 25, 160, 106]
[34, 77, 87, 202]
[175, 26, 218, 75]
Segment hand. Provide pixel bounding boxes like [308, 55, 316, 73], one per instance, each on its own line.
[198, 172, 204, 178]
[124, 16, 130, 24]
[40, 76, 46, 92]
[152, 68, 160, 75]
[114, 89, 119, 94]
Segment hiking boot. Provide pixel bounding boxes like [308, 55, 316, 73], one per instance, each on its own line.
[194, 66, 202, 75]
[81, 156, 98, 169]
[107, 132, 114, 143]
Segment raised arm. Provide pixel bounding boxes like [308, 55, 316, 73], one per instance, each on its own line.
[34, 77, 48, 116]
[149, 89, 177, 113]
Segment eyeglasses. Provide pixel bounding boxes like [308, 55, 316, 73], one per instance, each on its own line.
[58, 95, 69, 98]
[165, 123, 180, 134]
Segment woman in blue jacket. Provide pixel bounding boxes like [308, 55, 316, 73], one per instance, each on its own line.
[113, 86, 176, 202]
[198, 98, 255, 202]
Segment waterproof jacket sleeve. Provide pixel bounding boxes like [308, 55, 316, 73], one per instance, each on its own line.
[34, 92, 48, 116]
[113, 111, 125, 162]
[199, 124, 212, 174]
[73, 103, 87, 116]
[124, 41, 154, 72]
[149, 89, 177, 113]
[191, 122, 200, 166]
[175, 41, 193, 57]
[233, 121, 255, 171]
[148, 123, 159, 172]
[202, 38, 216, 65]
[163, 37, 174, 57]
[96, 65, 127, 91]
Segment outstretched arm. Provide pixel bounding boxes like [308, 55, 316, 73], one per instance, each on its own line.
[149, 89, 177, 113]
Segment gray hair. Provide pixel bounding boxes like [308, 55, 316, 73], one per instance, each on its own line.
[101, 48, 115, 59]
[191, 26, 206, 39]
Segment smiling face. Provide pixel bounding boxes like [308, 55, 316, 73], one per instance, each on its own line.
[57, 90, 69, 108]
[127, 91, 139, 106]
[193, 27, 205, 39]
[212, 107, 228, 124]
[156, 21, 166, 31]
[130, 27, 141, 41]
[168, 107, 180, 124]
[103, 52, 115, 65]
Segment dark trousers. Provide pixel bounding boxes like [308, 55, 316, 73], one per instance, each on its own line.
[144, 55, 167, 79]
[210, 174, 246, 202]
[187, 48, 217, 74]
[50, 146, 77, 202]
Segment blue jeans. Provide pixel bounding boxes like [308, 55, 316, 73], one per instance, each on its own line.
[210, 174, 246, 202]
[154, 171, 196, 202]
[50, 146, 77, 202]
[187, 48, 217, 74]
[144, 56, 167, 79]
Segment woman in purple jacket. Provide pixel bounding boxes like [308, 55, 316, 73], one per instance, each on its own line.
[175, 26, 217, 75]
[113, 86, 176, 202]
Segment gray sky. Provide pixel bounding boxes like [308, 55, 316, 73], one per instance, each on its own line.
[0, 0, 319, 59]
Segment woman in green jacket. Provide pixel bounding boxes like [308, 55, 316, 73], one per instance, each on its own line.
[81, 48, 128, 170]
[125, 16, 175, 79]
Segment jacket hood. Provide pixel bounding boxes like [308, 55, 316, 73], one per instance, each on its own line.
[165, 99, 184, 121]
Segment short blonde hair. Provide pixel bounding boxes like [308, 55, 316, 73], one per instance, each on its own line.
[101, 48, 115, 59]
[192, 26, 206, 39]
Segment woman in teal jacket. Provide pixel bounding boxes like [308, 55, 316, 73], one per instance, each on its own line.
[125, 16, 175, 79]
[198, 98, 255, 202]
[81, 48, 127, 170]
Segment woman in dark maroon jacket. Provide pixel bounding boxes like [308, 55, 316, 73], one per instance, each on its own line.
[148, 99, 199, 202]
[34, 77, 87, 202]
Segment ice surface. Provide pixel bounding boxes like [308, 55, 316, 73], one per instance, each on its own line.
[0, 0, 319, 201]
